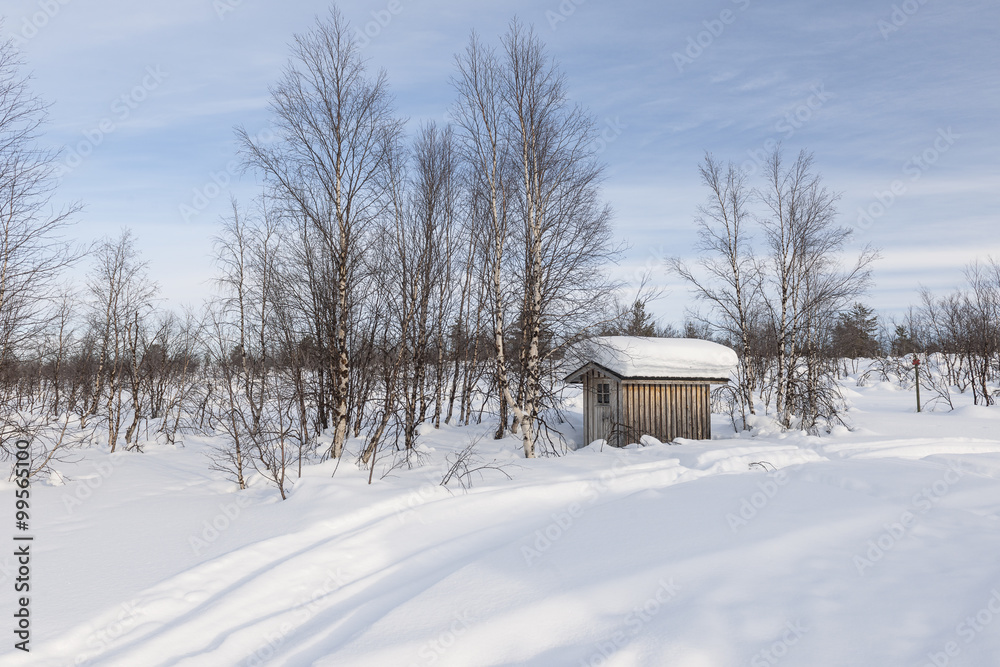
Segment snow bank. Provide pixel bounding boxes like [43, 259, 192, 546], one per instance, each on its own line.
[566, 336, 738, 379]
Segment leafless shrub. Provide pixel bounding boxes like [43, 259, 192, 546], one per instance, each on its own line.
[378, 441, 429, 481]
[917, 260, 1000, 405]
[920, 354, 954, 412]
[439, 435, 515, 491]
[713, 381, 744, 432]
[858, 356, 910, 387]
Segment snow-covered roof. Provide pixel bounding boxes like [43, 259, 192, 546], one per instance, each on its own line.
[564, 336, 737, 381]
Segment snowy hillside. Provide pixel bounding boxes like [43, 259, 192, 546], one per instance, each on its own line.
[5, 375, 1000, 666]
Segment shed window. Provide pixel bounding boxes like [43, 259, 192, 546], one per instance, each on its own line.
[596, 382, 611, 405]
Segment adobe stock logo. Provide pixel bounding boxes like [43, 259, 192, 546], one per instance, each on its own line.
[672, 0, 752, 73]
[774, 84, 834, 139]
[877, 0, 930, 40]
[353, 0, 408, 48]
[856, 128, 959, 232]
[56, 66, 169, 178]
[10, 0, 73, 46]
[592, 117, 626, 155]
[546, 0, 588, 31]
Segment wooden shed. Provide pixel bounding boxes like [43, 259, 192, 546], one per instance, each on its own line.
[564, 336, 737, 447]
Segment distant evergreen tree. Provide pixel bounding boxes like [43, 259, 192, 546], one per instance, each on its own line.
[601, 298, 666, 337]
[832, 303, 880, 358]
[657, 321, 680, 338]
[890, 324, 919, 356]
[622, 299, 658, 336]
[682, 320, 714, 341]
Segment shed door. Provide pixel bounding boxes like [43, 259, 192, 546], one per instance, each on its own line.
[594, 380, 614, 443]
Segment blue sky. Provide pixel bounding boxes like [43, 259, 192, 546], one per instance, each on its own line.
[4, 0, 998, 326]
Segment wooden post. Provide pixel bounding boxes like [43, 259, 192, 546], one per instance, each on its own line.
[912, 355, 921, 413]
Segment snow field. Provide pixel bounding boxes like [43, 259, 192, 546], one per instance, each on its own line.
[3, 374, 1000, 666]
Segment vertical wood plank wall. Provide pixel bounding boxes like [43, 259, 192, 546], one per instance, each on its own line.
[579, 371, 714, 445]
[619, 382, 711, 443]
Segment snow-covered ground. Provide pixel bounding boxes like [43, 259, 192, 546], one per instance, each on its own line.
[5, 374, 1000, 666]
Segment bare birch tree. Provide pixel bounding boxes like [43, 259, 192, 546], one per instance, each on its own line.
[670, 154, 762, 428]
[0, 33, 80, 454]
[757, 148, 878, 429]
[83, 230, 157, 451]
[238, 7, 403, 458]
[453, 21, 616, 457]
[0, 34, 80, 357]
